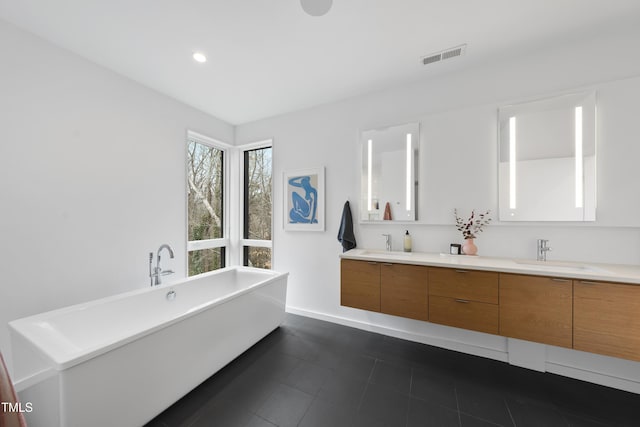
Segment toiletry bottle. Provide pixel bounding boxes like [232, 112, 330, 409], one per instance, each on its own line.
[404, 230, 412, 252]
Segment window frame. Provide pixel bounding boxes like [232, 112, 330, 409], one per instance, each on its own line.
[185, 130, 232, 274]
[240, 140, 273, 268]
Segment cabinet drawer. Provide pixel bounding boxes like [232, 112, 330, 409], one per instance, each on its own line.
[429, 295, 499, 335]
[428, 267, 499, 304]
[340, 259, 380, 312]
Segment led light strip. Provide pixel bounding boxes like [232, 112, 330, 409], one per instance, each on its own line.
[575, 106, 583, 208]
[406, 134, 412, 211]
[509, 116, 516, 209]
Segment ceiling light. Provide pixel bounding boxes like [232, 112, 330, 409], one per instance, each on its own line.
[300, 0, 333, 17]
[192, 52, 207, 63]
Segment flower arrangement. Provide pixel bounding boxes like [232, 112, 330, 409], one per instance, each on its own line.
[454, 209, 491, 240]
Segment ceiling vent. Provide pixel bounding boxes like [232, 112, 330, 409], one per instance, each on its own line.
[421, 44, 466, 66]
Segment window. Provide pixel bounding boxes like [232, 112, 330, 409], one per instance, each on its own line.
[243, 145, 272, 269]
[186, 132, 228, 275]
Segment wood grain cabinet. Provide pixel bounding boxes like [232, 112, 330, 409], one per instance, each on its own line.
[574, 280, 640, 361]
[340, 257, 640, 363]
[499, 274, 573, 348]
[340, 259, 381, 312]
[381, 263, 428, 321]
[428, 267, 499, 334]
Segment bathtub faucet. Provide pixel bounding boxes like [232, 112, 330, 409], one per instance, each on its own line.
[150, 244, 175, 286]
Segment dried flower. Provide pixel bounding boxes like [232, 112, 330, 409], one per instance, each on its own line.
[454, 209, 491, 239]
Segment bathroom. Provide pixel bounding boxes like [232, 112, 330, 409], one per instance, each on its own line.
[2, 2, 640, 426]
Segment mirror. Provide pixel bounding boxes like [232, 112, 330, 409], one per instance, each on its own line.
[498, 92, 596, 221]
[361, 122, 419, 222]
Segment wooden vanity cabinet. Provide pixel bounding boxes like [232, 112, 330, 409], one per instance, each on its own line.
[574, 280, 640, 361]
[428, 268, 499, 334]
[499, 274, 573, 348]
[380, 263, 428, 321]
[341, 256, 640, 363]
[340, 259, 380, 312]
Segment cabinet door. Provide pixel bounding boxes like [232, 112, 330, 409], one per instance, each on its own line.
[429, 268, 499, 304]
[499, 274, 573, 348]
[340, 259, 380, 312]
[380, 263, 428, 321]
[574, 280, 640, 361]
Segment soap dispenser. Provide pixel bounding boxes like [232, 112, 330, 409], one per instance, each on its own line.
[403, 230, 412, 252]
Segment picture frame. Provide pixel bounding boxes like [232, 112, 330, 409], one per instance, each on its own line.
[283, 167, 325, 231]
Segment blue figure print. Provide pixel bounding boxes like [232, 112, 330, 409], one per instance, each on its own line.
[288, 175, 318, 224]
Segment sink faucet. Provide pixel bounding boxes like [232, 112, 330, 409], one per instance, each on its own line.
[537, 239, 552, 261]
[150, 244, 175, 286]
[382, 234, 392, 251]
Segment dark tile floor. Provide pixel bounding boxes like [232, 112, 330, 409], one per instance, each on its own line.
[146, 314, 640, 427]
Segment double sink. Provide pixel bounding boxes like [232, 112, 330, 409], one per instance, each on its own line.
[357, 250, 610, 275]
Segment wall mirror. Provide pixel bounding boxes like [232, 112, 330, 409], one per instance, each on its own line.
[360, 122, 419, 222]
[498, 92, 596, 221]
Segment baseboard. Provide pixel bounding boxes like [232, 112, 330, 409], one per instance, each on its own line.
[286, 305, 640, 395]
[546, 361, 640, 394]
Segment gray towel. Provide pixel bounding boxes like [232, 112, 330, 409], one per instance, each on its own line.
[337, 201, 357, 252]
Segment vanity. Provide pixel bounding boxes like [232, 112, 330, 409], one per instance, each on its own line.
[346, 82, 640, 395]
[340, 249, 640, 363]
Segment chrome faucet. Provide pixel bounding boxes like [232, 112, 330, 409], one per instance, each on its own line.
[382, 234, 392, 251]
[537, 239, 552, 261]
[150, 244, 175, 286]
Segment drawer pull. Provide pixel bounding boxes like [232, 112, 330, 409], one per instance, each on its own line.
[455, 299, 470, 304]
[551, 278, 571, 283]
[454, 270, 468, 273]
[579, 280, 599, 285]
[382, 263, 394, 266]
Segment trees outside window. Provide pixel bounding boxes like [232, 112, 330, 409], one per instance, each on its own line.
[186, 134, 272, 275]
[187, 135, 226, 275]
[243, 146, 272, 269]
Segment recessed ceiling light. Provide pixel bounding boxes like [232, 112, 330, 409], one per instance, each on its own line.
[192, 52, 207, 63]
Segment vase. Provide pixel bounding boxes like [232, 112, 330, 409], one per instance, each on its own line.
[462, 238, 477, 255]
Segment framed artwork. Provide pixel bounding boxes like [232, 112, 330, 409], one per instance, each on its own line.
[283, 167, 325, 231]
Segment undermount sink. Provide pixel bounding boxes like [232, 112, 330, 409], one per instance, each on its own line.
[513, 259, 609, 274]
[360, 250, 413, 259]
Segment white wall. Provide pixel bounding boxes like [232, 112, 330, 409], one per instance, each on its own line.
[236, 20, 640, 392]
[0, 20, 234, 373]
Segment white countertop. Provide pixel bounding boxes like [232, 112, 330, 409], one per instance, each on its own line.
[340, 249, 640, 285]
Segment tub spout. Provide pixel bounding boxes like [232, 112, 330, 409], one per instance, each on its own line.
[157, 244, 175, 264]
[150, 244, 175, 286]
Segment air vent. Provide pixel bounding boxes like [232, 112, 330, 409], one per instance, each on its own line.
[422, 54, 442, 65]
[422, 44, 466, 66]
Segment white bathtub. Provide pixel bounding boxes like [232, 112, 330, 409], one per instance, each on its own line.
[9, 266, 288, 427]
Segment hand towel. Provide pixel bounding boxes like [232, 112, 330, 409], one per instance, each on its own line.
[383, 202, 392, 220]
[337, 201, 357, 252]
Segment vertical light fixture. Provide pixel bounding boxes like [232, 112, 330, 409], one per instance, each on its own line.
[575, 106, 583, 208]
[509, 116, 517, 209]
[406, 133, 412, 211]
[367, 139, 372, 211]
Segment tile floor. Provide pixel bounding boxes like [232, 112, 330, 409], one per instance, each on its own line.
[146, 314, 639, 427]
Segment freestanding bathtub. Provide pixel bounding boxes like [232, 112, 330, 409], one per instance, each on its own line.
[9, 266, 288, 427]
